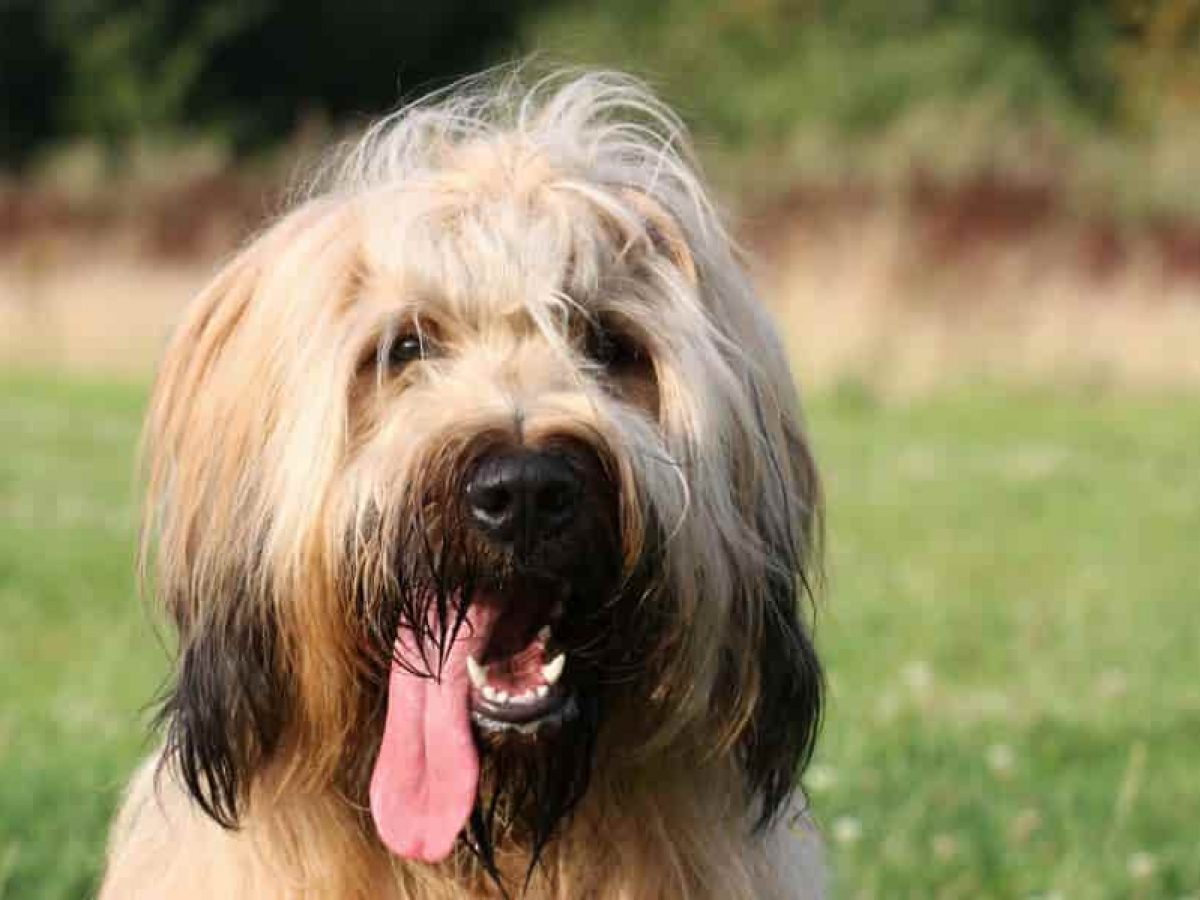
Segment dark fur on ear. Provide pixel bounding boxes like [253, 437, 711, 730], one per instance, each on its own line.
[740, 551, 824, 830]
[739, 388, 825, 830]
[155, 581, 290, 829]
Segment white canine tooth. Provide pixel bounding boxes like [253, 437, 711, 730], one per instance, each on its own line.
[481, 685, 498, 702]
[466, 656, 488, 690]
[495, 690, 509, 704]
[536, 685, 549, 698]
[541, 653, 565, 685]
[537, 625, 551, 642]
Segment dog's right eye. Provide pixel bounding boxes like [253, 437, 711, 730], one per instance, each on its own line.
[384, 333, 429, 371]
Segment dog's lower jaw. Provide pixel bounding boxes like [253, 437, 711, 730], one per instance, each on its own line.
[99, 748, 825, 900]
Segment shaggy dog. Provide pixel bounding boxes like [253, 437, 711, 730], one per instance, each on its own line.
[99, 70, 826, 899]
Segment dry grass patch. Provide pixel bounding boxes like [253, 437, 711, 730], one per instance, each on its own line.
[762, 203, 1200, 392]
[0, 241, 213, 375]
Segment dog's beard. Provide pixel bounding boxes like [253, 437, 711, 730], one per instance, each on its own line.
[350, 482, 645, 885]
[469, 691, 602, 881]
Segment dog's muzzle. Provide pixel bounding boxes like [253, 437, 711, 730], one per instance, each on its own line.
[460, 448, 598, 732]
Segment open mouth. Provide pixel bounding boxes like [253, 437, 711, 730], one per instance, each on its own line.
[466, 587, 577, 733]
[369, 579, 590, 862]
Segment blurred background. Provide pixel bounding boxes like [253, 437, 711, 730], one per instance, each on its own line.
[1, 2, 1197, 897]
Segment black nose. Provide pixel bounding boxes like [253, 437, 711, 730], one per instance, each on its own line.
[466, 451, 583, 549]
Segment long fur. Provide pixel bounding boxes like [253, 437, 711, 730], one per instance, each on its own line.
[101, 67, 826, 899]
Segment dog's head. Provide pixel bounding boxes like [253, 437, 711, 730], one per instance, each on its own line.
[145, 71, 822, 874]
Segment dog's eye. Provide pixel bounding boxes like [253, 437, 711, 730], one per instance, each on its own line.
[586, 321, 645, 371]
[385, 333, 430, 370]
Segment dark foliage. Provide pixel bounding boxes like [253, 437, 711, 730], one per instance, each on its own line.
[0, 1, 69, 166]
[0, 0, 548, 168]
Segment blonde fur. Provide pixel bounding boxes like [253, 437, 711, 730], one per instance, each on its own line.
[101, 68, 825, 899]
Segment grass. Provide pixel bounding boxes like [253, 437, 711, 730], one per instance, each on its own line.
[0, 375, 160, 900]
[2, 373, 1198, 899]
[808, 383, 1200, 898]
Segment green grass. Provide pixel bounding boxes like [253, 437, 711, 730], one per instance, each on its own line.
[0, 375, 162, 900]
[809, 385, 1200, 899]
[2, 374, 1198, 898]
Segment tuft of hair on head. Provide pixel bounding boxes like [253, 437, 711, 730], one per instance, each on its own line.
[305, 64, 728, 255]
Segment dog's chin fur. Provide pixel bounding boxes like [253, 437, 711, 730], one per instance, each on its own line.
[100, 67, 827, 899]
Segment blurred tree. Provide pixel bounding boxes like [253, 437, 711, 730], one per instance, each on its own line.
[0, 0, 542, 168]
[524, 0, 1111, 147]
[0, 0, 69, 166]
[183, 0, 542, 151]
[44, 0, 268, 163]
[4, 0, 1195, 171]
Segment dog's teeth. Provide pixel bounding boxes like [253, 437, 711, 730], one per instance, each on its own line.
[466, 656, 488, 690]
[495, 690, 509, 704]
[536, 685, 549, 698]
[537, 625, 551, 642]
[481, 685, 498, 702]
[541, 654, 565, 685]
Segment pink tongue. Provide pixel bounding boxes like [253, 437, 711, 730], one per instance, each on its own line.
[369, 603, 494, 862]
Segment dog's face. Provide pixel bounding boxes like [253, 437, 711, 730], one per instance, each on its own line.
[144, 74, 822, 873]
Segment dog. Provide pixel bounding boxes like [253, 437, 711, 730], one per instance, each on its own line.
[99, 69, 826, 899]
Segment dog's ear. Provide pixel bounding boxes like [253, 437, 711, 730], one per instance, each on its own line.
[736, 391, 824, 829]
[144, 229, 292, 828]
[142, 210, 328, 827]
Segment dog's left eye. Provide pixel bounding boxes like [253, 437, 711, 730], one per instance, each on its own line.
[586, 320, 646, 371]
[385, 333, 430, 370]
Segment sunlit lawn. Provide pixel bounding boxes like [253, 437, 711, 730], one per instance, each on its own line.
[1, 373, 1197, 899]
